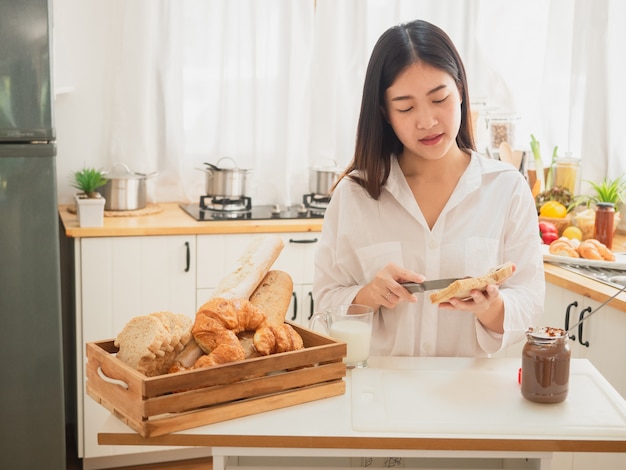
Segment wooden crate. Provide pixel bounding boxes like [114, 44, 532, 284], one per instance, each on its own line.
[86, 322, 347, 437]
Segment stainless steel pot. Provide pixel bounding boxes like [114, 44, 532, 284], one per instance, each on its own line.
[99, 163, 157, 211]
[198, 157, 252, 198]
[309, 164, 343, 195]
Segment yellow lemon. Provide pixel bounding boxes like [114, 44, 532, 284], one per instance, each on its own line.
[539, 201, 568, 218]
[562, 226, 583, 241]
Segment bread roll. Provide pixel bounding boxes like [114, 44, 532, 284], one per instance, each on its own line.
[210, 235, 285, 300]
[249, 270, 294, 325]
[429, 262, 515, 304]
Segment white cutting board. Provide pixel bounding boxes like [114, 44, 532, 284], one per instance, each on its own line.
[351, 362, 626, 437]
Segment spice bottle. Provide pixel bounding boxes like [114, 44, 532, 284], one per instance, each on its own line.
[594, 202, 615, 249]
[521, 327, 570, 404]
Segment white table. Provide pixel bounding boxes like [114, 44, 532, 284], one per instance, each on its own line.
[99, 357, 626, 470]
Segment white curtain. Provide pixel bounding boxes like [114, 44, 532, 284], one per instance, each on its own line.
[105, 0, 624, 207]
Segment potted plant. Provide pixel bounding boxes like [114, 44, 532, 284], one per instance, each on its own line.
[570, 175, 625, 239]
[72, 167, 108, 227]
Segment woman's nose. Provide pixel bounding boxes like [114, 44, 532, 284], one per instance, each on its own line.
[415, 111, 437, 129]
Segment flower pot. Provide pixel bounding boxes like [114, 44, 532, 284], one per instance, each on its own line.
[75, 194, 105, 227]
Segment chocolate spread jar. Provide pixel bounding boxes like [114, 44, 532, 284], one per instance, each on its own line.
[521, 327, 571, 403]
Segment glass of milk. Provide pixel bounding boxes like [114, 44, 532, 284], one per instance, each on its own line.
[309, 304, 374, 368]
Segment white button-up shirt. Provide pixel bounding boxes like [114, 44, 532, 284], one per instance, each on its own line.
[313, 152, 545, 357]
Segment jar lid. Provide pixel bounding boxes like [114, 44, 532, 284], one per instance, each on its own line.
[526, 326, 567, 340]
[596, 202, 615, 209]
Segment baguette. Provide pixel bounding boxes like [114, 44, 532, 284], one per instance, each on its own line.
[429, 262, 515, 304]
[248, 270, 294, 325]
[210, 235, 285, 299]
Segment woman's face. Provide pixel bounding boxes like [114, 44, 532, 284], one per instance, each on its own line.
[384, 61, 462, 161]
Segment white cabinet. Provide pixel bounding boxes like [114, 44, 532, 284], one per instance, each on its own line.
[544, 283, 626, 398]
[76, 236, 197, 463]
[542, 283, 626, 470]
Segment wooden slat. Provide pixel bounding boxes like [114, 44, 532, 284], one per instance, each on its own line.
[142, 380, 346, 438]
[143, 361, 346, 415]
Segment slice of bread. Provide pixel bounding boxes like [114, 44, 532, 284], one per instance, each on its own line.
[429, 262, 515, 304]
[115, 312, 193, 376]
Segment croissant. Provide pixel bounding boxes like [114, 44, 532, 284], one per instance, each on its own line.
[254, 323, 304, 355]
[578, 239, 614, 261]
[549, 239, 579, 258]
[191, 297, 268, 367]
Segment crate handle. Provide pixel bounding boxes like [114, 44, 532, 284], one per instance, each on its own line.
[97, 366, 129, 390]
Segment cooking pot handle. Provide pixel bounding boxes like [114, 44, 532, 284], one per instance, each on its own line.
[109, 162, 132, 175]
[216, 156, 240, 169]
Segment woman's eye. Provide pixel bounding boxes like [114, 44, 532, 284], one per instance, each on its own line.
[397, 106, 413, 113]
[433, 96, 448, 104]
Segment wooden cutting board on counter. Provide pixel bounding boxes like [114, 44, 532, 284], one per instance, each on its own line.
[351, 358, 626, 437]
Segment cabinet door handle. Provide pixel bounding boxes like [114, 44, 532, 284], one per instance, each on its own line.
[288, 238, 318, 244]
[290, 291, 298, 321]
[307, 291, 314, 322]
[184, 241, 190, 272]
[578, 306, 592, 347]
[564, 300, 578, 341]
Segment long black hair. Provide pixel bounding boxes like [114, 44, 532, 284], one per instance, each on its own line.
[344, 19, 475, 199]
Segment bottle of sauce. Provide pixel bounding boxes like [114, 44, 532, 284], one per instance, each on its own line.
[521, 327, 570, 404]
[594, 202, 615, 249]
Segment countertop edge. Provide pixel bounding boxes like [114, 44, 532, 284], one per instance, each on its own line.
[58, 202, 324, 237]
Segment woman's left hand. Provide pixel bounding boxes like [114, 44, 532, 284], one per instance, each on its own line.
[438, 284, 505, 333]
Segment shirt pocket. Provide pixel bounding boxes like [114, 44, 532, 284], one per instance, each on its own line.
[356, 241, 403, 282]
[464, 237, 500, 274]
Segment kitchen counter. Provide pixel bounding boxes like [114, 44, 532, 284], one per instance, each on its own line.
[58, 202, 324, 237]
[58, 203, 626, 311]
[98, 357, 626, 469]
[59, 204, 626, 310]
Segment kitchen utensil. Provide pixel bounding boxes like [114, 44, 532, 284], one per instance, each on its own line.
[498, 141, 514, 166]
[198, 157, 252, 198]
[512, 149, 525, 170]
[309, 304, 373, 369]
[566, 283, 626, 335]
[99, 163, 157, 211]
[401, 278, 461, 293]
[309, 161, 343, 195]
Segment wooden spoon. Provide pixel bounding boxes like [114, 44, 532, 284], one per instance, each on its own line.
[511, 150, 524, 170]
[498, 141, 514, 166]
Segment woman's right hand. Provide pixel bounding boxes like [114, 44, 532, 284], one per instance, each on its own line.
[353, 263, 424, 310]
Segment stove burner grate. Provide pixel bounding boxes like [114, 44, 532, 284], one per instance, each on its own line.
[200, 195, 252, 212]
[303, 193, 331, 211]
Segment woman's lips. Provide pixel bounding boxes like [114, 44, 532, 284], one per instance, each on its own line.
[419, 134, 443, 146]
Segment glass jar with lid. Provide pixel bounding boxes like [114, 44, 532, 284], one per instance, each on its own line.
[486, 113, 520, 152]
[521, 327, 570, 404]
[553, 153, 581, 195]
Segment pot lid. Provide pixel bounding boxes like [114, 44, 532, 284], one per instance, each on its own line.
[204, 157, 251, 172]
[106, 163, 157, 179]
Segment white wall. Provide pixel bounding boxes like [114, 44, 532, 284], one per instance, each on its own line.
[53, 0, 119, 204]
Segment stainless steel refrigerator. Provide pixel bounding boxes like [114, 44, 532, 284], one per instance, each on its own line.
[0, 0, 66, 467]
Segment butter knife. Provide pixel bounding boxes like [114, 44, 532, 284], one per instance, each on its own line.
[401, 278, 461, 293]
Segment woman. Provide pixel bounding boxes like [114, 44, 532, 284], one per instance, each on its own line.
[313, 19, 544, 357]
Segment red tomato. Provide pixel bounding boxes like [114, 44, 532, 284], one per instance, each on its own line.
[539, 221, 559, 244]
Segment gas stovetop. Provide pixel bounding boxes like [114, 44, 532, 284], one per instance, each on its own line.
[180, 203, 325, 221]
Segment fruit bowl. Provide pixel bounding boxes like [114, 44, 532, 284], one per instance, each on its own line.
[538, 215, 571, 236]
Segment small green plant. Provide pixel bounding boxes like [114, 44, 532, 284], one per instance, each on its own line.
[572, 175, 626, 210]
[71, 167, 108, 198]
